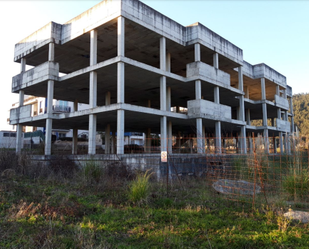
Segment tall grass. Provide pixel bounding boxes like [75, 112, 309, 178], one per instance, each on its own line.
[128, 169, 153, 203]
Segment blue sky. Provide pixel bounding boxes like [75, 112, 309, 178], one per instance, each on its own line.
[0, 0, 308, 130]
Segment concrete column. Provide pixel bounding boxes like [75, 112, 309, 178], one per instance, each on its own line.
[88, 30, 98, 155]
[160, 116, 167, 151]
[160, 37, 166, 71]
[45, 80, 54, 155]
[45, 42, 55, 155]
[285, 133, 290, 154]
[147, 100, 151, 108]
[117, 64, 125, 103]
[240, 126, 247, 154]
[105, 124, 110, 154]
[88, 114, 97, 154]
[277, 108, 281, 121]
[166, 87, 171, 111]
[246, 109, 251, 125]
[118, 16, 125, 57]
[279, 132, 283, 153]
[195, 80, 201, 100]
[111, 132, 115, 154]
[72, 100, 78, 155]
[213, 53, 219, 69]
[160, 37, 167, 152]
[202, 125, 206, 153]
[73, 100, 78, 112]
[72, 129, 78, 155]
[166, 53, 171, 72]
[237, 99, 245, 123]
[245, 86, 249, 98]
[261, 78, 267, 125]
[167, 121, 172, 153]
[238, 66, 246, 154]
[263, 129, 269, 153]
[145, 128, 151, 153]
[116, 17, 125, 154]
[105, 91, 111, 105]
[16, 58, 26, 153]
[116, 62, 125, 154]
[214, 87, 220, 104]
[273, 136, 277, 154]
[117, 110, 125, 154]
[48, 42, 54, 62]
[90, 30, 97, 65]
[89, 72, 97, 108]
[16, 125, 23, 153]
[248, 134, 253, 153]
[194, 43, 201, 61]
[196, 118, 203, 153]
[215, 121, 222, 153]
[238, 66, 243, 91]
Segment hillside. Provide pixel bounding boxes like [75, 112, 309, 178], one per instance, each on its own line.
[293, 93, 309, 135]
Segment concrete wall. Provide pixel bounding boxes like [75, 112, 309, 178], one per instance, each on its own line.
[253, 64, 286, 87]
[29, 154, 233, 180]
[275, 95, 289, 110]
[187, 99, 231, 120]
[277, 119, 290, 133]
[187, 61, 230, 87]
[186, 23, 243, 65]
[62, 0, 121, 44]
[242, 61, 286, 87]
[10, 105, 32, 123]
[12, 62, 59, 92]
[14, 22, 62, 62]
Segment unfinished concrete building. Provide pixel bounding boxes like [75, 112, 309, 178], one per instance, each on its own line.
[10, 0, 294, 156]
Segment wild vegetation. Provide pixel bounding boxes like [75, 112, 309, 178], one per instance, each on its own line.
[293, 93, 309, 135]
[1, 149, 309, 248]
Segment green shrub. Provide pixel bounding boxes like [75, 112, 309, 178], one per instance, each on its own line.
[84, 160, 102, 183]
[283, 170, 309, 200]
[128, 169, 153, 203]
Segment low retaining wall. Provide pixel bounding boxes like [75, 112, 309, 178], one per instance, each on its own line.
[29, 154, 234, 179]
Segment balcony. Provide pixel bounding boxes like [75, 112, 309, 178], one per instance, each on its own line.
[186, 62, 230, 87]
[275, 95, 289, 110]
[10, 105, 32, 124]
[52, 105, 71, 113]
[277, 119, 290, 133]
[187, 99, 231, 120]
[12, 61, 59, 92]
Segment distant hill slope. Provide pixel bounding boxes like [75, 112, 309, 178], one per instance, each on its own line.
[293, 93, 309, 135]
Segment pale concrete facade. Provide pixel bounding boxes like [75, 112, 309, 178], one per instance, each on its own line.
[10, 0, 293, 155]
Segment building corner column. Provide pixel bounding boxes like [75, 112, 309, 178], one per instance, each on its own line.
[88, 29, 98, 155]
[116, 16, 125, 154]
[16, 58, 26, 153]
[45, 42, 55, 155]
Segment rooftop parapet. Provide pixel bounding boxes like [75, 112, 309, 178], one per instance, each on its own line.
[242, 61, 286, 87]
[186, 23, 243, 66]
[14, 22, 62, 62]
[62, 0, 121, 44]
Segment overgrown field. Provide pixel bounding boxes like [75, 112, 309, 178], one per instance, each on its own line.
[1, 151, 309, 248]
